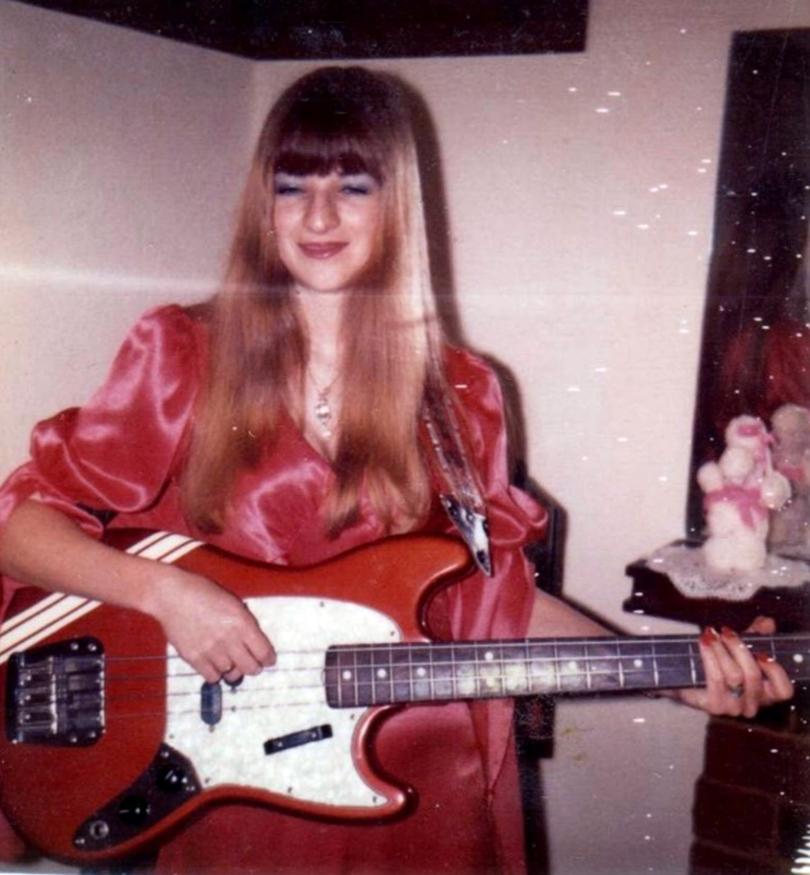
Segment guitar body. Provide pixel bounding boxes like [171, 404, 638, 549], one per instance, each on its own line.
[0, 531, 472, 865]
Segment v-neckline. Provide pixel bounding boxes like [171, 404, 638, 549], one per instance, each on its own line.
[285, 411, 337, 473]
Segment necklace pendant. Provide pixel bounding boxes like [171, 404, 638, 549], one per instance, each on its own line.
[314, 392, 333, 437]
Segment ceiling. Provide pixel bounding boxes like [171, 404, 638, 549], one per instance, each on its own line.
[16, 0, 588, 60]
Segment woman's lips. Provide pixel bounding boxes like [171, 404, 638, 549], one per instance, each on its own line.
[298, 242, 348, 259]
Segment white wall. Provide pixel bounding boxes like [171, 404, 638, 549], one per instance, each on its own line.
[2, 2, 809, 873]
[0, 2, 256, 471]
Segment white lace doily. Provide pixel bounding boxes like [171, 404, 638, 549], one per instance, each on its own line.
[645, 543, 810, 601]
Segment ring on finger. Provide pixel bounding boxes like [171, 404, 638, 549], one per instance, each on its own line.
[728, 684, 744, 699]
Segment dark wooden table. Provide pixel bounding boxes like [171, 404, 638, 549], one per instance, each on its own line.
[624, 545, 810, 874]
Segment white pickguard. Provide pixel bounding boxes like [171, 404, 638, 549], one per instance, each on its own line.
[165, 597, 400, 809]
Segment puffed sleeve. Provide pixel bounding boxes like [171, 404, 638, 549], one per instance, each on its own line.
[0, 305, 203, 608]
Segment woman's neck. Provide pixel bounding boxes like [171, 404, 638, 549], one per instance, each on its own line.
[295, 287, 345, 369]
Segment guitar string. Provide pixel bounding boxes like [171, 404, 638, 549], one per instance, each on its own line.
[18, 668, 714, 726]
[22, 667, 810, 730]
[94, 642, 810, 691]
[89, 631, 810, 669]
[19, 648, 809, 719]
[97, 647, 729, 684]
[16, 637, 808, 709]
[23, 634, 807, 689]
[19, 668, 810, 729]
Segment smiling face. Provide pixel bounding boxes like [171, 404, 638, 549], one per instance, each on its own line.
[272, 171, 383, 294]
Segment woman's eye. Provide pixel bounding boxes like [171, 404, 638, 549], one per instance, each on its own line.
[275, 184, 302, 196]
[341, 184, 370, 196]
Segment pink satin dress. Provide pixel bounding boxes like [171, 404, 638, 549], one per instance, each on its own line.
[0, 306, 546, 874]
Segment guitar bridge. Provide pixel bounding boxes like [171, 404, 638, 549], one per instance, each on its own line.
[5, 637, 105, 746]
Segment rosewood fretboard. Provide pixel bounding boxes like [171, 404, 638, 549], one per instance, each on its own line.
[324, 634, 810, 708]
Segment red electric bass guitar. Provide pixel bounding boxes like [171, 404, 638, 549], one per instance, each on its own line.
[1, 530, 808, 865]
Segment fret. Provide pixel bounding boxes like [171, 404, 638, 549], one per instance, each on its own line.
[410, 645, 432, 701]
[617, 641, 656, 691]
[344, 645, 357, 707]
[407, 641, 415, 703]
[651, 640, 660, 689]
[485, 644, 508, 697]
[354, 647, 371, 705]
[501, 643, 529, 694]
[526, 641, 557, 694]
[556, 641, 588, 693]
[475, 644, 496, 697]
[766, 636, 810, 683]
[449, 642, 458, 701]
[585, 640, 622, 692]
[390, 645, 411, 703]
[430, 644, 454, 700]
[386, 643, 395, 704]
[523, 640, 532, 693]
[452, 644, 478, 698]
[427, 645, 435, 700]
[369, 646, 392, 706]
[653, 639, 694, 689]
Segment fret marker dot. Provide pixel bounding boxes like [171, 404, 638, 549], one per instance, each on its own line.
[484, 651, 495, 662]
[342, 670, 352, 681]
[633, 659, 643, 669]
[376, 668, 387, 679]
[567, 661, 578, 672]
[416, 667, 427, 678]
[793, 654, 804, 664]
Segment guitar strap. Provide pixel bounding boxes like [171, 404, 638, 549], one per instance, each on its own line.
[423, 377, 493, 576]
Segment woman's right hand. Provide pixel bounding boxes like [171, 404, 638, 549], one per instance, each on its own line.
[144, 566, 276, 684]
[0, 501, 276, 686]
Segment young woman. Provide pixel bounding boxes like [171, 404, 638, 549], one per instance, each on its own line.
[0, 67, 793, 874]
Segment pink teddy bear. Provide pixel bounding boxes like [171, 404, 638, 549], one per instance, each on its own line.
[697, 415, 790, 573]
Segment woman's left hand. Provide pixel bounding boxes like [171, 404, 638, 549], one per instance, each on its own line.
[677, 616, 794, 717]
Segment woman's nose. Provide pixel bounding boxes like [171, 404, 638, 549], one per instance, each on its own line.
[304, 189, 339, 233]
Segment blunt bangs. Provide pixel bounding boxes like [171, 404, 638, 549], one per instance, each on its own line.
[273, 133, 382, 181]
[268, 67, 401, 182]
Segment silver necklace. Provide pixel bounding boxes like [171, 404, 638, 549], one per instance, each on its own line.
[310, 372, 339, 437]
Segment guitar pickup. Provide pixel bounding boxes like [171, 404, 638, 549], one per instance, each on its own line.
[263, 724, 332, 755]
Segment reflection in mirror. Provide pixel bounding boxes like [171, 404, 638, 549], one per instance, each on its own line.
[688, 28, 810, 562]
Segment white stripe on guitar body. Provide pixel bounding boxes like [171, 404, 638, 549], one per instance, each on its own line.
[0, 532, 202, 666]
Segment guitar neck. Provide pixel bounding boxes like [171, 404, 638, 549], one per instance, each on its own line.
[325, 634, 810, 708]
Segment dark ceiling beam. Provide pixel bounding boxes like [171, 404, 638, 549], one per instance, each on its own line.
[15, 0, 588, 59]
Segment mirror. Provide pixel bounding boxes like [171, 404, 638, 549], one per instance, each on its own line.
[687, 28, 810, 557]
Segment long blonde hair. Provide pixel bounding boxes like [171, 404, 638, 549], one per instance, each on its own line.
[181, 67, 443, 536]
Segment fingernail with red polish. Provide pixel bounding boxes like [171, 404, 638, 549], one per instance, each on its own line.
[754, 651, 774, 664]
[720, 626, 737, 640]
[700, 627, 719, 645]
